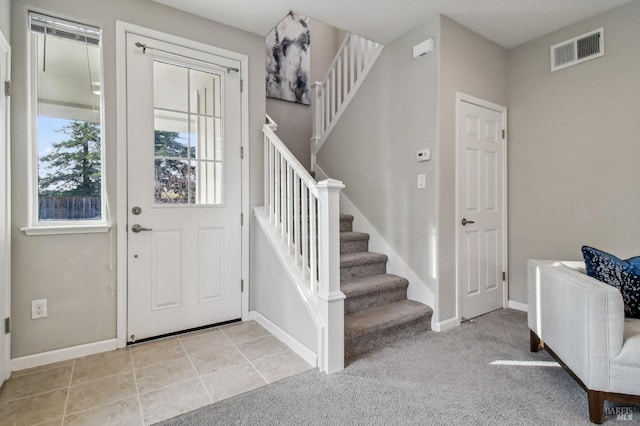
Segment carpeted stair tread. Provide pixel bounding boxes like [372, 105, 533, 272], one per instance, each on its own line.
[340, 232, 369, 242]
[340, 252, 387, 267]
[344, 300, 433, 339]
[340, 214, 354, 232]
[340, 231, 370, 254]
[341, 274, 408, 298]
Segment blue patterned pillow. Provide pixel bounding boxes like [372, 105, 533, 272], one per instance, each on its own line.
[627, 256, 640, 271]
[582, 246, 640, 319]
[624, 256, 640, 318]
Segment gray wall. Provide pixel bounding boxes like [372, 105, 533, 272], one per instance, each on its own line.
[437, 17, 508, 320]
[507, 1, 640, 304]
[317, 18, 440, 315]
[11, 0, 265, 357]
[0, 0, 9, 43]
[266, 19, 345, 169]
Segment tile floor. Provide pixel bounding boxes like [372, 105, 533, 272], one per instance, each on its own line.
[0, 321, 313, 425]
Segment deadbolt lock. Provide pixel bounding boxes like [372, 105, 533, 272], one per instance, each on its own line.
[132, 207, 142, 215]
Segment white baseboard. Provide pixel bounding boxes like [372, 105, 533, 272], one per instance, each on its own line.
[508, 300, 528, 312]
[12, 339, 118, 372]
[246, 310, 317, 368]
[432, 316, 459, 332]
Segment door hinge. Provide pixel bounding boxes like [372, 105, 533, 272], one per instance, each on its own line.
[4, 317, 9, 334]
[240, 146, 244, 159]
[4, 81, 9, 97]
[241, 213, 244, 226]
[240, 79, 244, 92]
[502, 271, 506, 281]
[241, 279, 244, 292]
[502, 129, 505, 139]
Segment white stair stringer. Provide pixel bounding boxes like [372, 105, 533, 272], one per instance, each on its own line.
[311, 34, 383, 168]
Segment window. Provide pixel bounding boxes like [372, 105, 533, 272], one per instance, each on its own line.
[24, 13, 108, 234]
[153, 60, 223, 205]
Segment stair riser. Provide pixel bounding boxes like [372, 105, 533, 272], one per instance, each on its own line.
[345, 315, 432, 362]
[340, 262, 386, 281]
[345, 287, 408, 314]
[340, 239, 369, 254]
[340, 221, 353, 233]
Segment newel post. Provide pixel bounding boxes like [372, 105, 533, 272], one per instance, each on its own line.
[316, 178, 345, 373]
[310, 81, 323, 170]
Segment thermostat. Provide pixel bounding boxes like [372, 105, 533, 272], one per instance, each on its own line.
[416, 149, 431, 162]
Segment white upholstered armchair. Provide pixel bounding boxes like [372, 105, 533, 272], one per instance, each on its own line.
[528, 260, 640, 423]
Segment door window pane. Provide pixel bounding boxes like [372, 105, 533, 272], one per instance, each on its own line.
[154, 159, 194, 204]
[192, 117, 222, 161]
[154, 61, 188, 112]
[153, 60, 223, 205]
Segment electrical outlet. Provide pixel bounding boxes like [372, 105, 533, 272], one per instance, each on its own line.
[32, 299, 48, 319]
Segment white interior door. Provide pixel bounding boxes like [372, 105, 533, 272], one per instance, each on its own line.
[126, 34, 242, 342]
[0, 31, 10, 384]
[456, 96, 507, 320]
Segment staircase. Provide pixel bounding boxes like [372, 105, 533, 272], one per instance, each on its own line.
[339, 214, 433, 363]
[259, 31, 432, 372]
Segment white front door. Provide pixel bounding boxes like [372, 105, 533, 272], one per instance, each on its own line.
[456, 95, 507, 320]
[126, 34, 242, 342]
[0, 31, 10, 384]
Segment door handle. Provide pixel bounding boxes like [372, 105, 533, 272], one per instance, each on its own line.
[131, 224, 153, 233]
[461, 218, 475, 226]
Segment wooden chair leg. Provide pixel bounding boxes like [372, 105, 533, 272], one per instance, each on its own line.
[588, 390, 605, 424]
[530, 329, 541, 352]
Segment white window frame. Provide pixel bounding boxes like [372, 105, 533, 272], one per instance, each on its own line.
[22, 12, 110, 236]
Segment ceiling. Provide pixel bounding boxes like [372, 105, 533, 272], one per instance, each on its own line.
[152, 0, 635, 48]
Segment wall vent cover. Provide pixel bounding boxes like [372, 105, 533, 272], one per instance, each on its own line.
[551, 27, 604, 72]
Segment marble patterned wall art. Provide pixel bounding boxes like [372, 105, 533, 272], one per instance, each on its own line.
[266, 12, 311, 105]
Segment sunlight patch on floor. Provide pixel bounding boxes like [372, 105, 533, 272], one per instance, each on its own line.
[490, 360, 561, 367]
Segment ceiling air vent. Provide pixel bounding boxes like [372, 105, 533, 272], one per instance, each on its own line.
[551, 27, 604, 72]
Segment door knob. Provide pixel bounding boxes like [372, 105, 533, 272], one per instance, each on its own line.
[131, 224, 153, 233]
[461, 218, 475, 226]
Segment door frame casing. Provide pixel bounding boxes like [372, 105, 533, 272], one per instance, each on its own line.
[115, 22, 250, 348]
[454, 92, 508, 324]
[0, 30, 11, 382]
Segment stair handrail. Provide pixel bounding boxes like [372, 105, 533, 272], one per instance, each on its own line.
[310, 33, 383, 166]
[262, 119, 345, 373]
[265, 113, 278, 132]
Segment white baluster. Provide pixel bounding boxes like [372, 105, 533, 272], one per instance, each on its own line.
[349, 36, 356, 90]
[342, 45, 348, 98]
[263, 137, 268, 213]
[309, 195, 317, 292]
[330, 68, 336, 120]
[286, 164, 293, 251]
[280, 155, 286, 238]
[274, 150, 280, 227]
[324, 81, 330, 131]
[301, 186, 309, 279]
[293, 173, 301, 267]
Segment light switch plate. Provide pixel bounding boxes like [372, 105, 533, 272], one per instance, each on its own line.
[417, 174, 426, 189]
